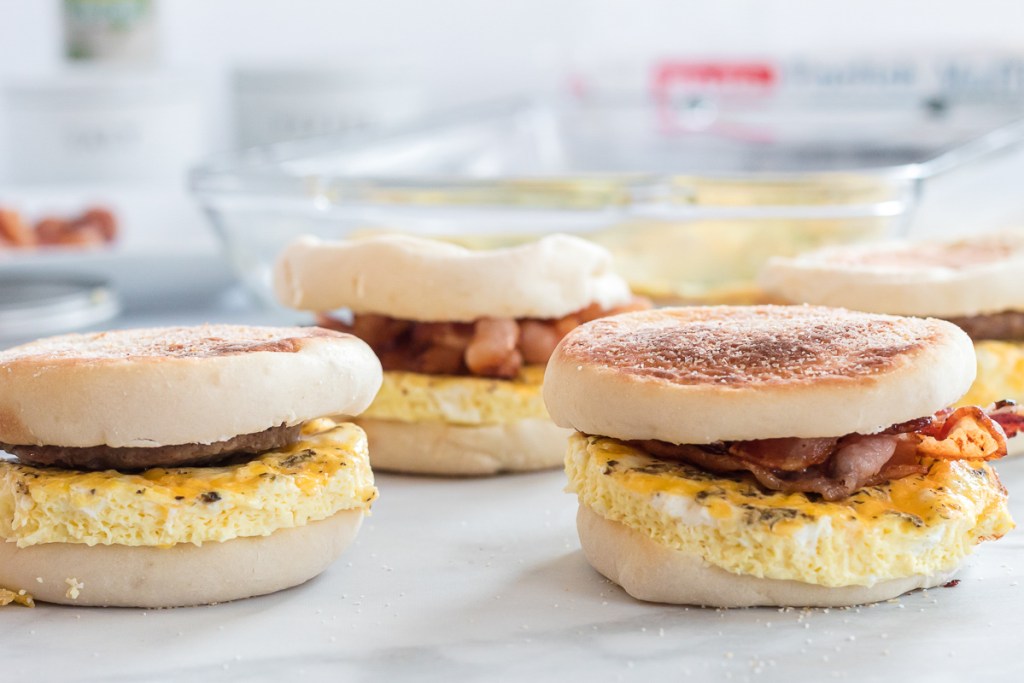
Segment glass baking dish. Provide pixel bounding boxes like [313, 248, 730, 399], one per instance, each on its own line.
[190, 96, 1024, 305]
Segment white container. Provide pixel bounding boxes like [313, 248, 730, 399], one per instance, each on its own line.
[3, 73, 203, 183]
[233, 65, 424, 148]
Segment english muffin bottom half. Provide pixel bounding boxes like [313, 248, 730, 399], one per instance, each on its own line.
[544, 306, 1015, 608]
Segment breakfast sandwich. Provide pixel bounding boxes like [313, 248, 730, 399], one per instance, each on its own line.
[543, 306, 1016, 607]
[274, 233, 647, 475]
[760, 232, 1024, 452]
[0, 325, 382, 607]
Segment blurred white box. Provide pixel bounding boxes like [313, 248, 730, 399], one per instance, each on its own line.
[3, 73, 203, 184]
[232, 65, 424, 148]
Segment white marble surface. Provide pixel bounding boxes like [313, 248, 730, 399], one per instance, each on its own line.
[3, 290, 1024, 682]
[3, 450, 1024, 682]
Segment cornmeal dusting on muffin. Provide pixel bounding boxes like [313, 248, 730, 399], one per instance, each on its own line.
[957, 340, 1024, 409]
[65, 577, 83, 600]
[558, 307, 943, 386]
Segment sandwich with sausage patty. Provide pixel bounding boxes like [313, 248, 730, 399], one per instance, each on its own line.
[0, 325, 382, 607]
[544, 306, 1017, 607]
[274, 233, 647, 475]
[760, 232, 1024, 452]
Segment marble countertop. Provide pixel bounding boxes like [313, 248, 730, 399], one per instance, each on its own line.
[3, 291, 1024, 682]
[6, 461, 1024, 683]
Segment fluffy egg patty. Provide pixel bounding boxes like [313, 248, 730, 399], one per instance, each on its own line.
[566, 433, 1013, 588]
[361, 366, 548, 425]
[0, 422, 377, 548]
[958, 340, 1024, 409]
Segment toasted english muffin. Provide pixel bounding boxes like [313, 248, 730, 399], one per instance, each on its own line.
[273, 234, 641, 475]
[758, 232, 1024, 319]
[544, 306, 1013, 607]
[274, 233, 633, 322]
[544, 306, 976, 443]
[0, 325, 383, 607]
[0, 325, 381, 453]
[759, 233, 1024, 457]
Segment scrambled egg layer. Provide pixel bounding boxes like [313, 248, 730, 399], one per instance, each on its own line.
[958, 340, 1024, 408]
[0, 421, 377, 548]
[361, 366, 549, 425]
[566, 433, 1013, 587]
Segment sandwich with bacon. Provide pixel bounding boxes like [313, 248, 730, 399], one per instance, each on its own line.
[274, 233, 647, 475]
[544, 306, 1017, 607]
[760, 231, 1024, 453]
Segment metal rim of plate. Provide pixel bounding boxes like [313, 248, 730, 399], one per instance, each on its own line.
[0, 274, 121, 343]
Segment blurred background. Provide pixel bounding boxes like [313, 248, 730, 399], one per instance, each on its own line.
[3, 0, 1024, 343]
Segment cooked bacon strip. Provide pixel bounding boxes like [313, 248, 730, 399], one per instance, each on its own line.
[636, 440, 852, 500]
[863, 438, 927, 486]
[830, 434, 899, 493]
[988, 400, 1024, 439]
[633, 405, 1009, 502]
[880, 416, 934, 435]
[728, 437, 836, 471]
[740, 466, 849, 501]
[915, 405, 1006, 461]
[317, 296, 651, 379]
[640, 440, 750, 473]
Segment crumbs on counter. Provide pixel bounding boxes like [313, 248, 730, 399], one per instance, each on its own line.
[0, 205, 118, 250]
[0, 587, 36, 608]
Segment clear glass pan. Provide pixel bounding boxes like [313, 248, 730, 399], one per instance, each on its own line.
[191, 96, 1024, 304]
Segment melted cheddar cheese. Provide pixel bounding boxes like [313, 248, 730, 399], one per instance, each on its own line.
[361, 366, 549, 425]
[959, 340, 1024, 409]
[0, 422, 377, 548]
[566, 433, 1013, 587]
[957, 340, 1024, 456]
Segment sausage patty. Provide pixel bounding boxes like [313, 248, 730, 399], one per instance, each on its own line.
[945, 310, 1024, 341]
[2, 423, 302, 471]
